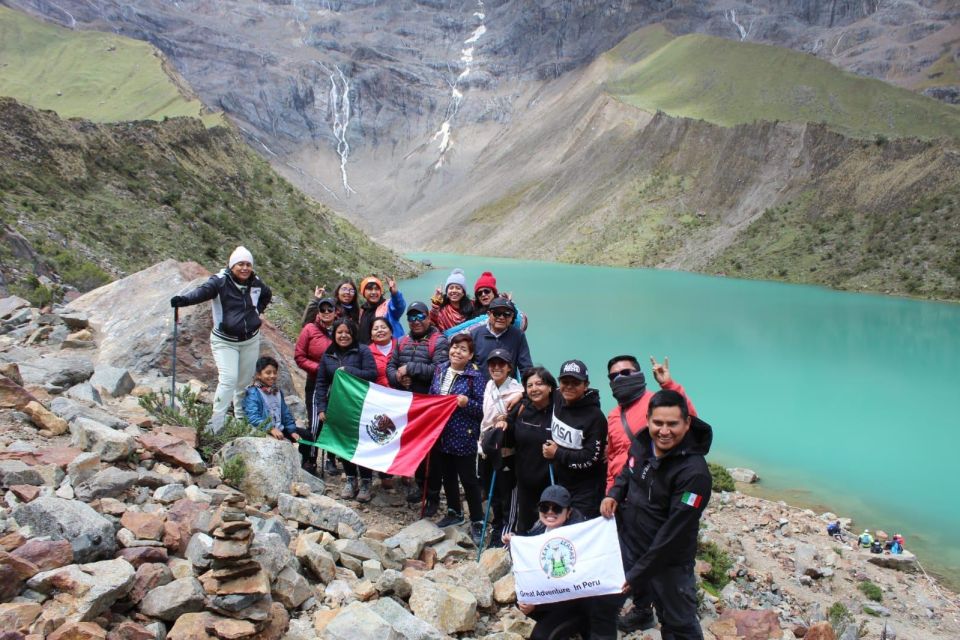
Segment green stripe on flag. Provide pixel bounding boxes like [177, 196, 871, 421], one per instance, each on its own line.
[317, 370, 365, 459]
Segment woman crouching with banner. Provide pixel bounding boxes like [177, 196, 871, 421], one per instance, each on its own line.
[504, 485, 620, 640]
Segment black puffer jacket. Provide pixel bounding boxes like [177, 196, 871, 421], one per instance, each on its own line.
[386, 327, 449, 394]
[551, 389, 608, 517]
[179, 269, 271, 342]
[311, 342, 377, 430]
[608, 415, 713, 584]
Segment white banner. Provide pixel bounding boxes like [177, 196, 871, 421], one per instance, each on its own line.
[510, 517, 626, 605]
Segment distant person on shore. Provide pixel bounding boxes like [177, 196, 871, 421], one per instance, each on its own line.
[546, 359, 607, 517]
[430, 268, 476, 331]
[294, 296, 335, 473]
[468, 297, 533, 379]
[827, 520, 845, 542]
[606, 355, 695, 633]
[243, 356, 309, 443]
[387, 301, 450, 511]
[170, 246, 271, 433]
[357, 275, 406, 344]
[890, 534, 904, 554]
[859, 530, 874, 548]
[601, 390, 713, 640]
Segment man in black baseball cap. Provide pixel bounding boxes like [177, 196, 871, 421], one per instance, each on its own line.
[468, 297, 533, 379]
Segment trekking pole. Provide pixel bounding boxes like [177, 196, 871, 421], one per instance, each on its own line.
[170, 307, 179, 410]
[419, 454, 431, 519]
[548, 463, 555, 486]
[477, 469, 497, 561]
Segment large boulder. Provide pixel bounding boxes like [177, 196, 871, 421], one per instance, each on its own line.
[867, 550, 918, 572]
[27, 558, 135, 622]
[65, 260, 303, 398]
[50, 396, 129, 429]
[323, 601, 402, 640]
[409, 577, 477, 634]
[138, 432, 205, 474]
[278, 493, 366, 534]
[13, 497, 116, 562]
[369, 596, 445, 640]
[18, 354, 94, 390]
[216, 437, 302, 506]
[88, 365, 136, 398]
[385, 519, 445, 559]
[138, 577, 206, 621]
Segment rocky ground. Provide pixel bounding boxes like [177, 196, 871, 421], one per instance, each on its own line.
[2, 267, 960, 640]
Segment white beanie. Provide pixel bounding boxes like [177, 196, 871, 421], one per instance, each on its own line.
[228, 246, 254, 268]
[445, 268, 467, 292]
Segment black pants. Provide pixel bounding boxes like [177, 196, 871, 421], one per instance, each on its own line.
[435, 450, 482, 522]
[630, 564, 702, 640]
[568, 482, 603, 519]
[529, 593, 621, 640]
[341, 460, 373, 480]
[516, 478, 549, 533]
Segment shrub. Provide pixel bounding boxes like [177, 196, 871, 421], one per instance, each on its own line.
[828, 601, 854, 634]
[138, 387, 263, 461]
[697, 538, 733, 590]
[858, 580, 883, 602]
[221, 455, 246, 488]
[709, 463, 735, 492]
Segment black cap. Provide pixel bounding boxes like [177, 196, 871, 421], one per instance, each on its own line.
[486, 348, 513, 364]
[538, 485, 572, 508]
[407, 301, 429, 316]
[558, 359, 588, 381]
[488, 297, 513, 311]
[317, 297, 336, 309]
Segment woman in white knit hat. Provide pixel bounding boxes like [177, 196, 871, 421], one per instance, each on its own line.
[171, 246, 272, 433]
[429, 267, 476, 332]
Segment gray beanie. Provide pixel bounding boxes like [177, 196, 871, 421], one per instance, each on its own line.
[445, 268, 467, 292]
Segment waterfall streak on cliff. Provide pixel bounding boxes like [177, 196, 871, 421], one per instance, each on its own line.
[726, 9, 750, 41]
[433, 0, 486, 169]
[316, 62, 356, 195]
[47, 1, 77, 28]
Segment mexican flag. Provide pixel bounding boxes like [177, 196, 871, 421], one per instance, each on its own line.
[317, 370, 459, 476]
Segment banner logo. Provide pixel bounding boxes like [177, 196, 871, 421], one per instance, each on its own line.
[540, 537, 577, 578]
[365, 414, 398, 445]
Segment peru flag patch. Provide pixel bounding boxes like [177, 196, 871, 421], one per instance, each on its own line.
[681, 492, 703, 508]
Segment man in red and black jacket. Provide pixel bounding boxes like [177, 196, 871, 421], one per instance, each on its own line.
[601, 389, 713, 640]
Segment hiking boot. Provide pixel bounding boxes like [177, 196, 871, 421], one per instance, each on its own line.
[356, 479, 372, 503]
[324, 458, 340, 476]
[340, 477, 358, 500]
[423, 495, 440, 518]
[436, 509, 465, 528]
[405, 485, 423, 503]
[469, 521, 485, 547]
[618, 605, 656, 632]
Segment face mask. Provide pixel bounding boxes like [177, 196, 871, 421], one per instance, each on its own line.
[611, 370, 647, 406]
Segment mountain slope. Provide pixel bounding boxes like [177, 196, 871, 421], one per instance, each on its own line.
[606, 29, 960, 140]
[0, 6, 220, 125]
[0, 98, 414, 331]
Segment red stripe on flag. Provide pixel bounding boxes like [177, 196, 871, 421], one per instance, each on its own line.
[387, 393, 459, 476]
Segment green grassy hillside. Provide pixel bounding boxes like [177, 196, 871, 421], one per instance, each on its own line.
[0, 6, 221, 125]
[605, 30, 960, 140]
[0, 98, 414, 331]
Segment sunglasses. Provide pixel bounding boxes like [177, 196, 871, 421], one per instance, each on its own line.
[319, 306, 335, 314]
[538, 502, 565, 514]
[477, 288, 495, 296]
[407, 313, 427, 322]
[607, 368, 639, 381]
[491, 310, 514, 319]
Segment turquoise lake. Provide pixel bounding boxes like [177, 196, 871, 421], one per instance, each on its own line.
[399, 253, 960, 588]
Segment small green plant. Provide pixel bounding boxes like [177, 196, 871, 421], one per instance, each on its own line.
[139, 387, 263, 461]
[828, 601, 854, 635]
[708, 463, 735, 492]
[697, 538, 733, 591]
[858, 580, 883, 602]
[221, 455, 246, 488]
[832, 546, 844, 557]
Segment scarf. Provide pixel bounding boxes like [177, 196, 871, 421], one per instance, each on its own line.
[611, 370, 647, 406]
[253, 380, 277, 395]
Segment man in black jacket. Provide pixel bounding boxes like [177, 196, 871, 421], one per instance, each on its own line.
[601, 389, 712, 640]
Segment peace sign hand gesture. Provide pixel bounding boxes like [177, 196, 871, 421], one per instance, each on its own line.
[650, 356, 672, 386]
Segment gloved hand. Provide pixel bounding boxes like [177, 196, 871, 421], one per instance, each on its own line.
[170, 296, 186, 308]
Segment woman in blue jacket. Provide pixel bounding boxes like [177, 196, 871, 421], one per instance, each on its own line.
[428, 333, 486, 545]
[312, 318, 378, 502]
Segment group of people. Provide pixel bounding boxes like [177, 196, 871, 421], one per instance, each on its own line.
[173, 249, 716, 640]
[850, 527, 906, 555]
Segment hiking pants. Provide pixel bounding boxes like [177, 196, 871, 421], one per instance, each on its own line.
[341, 460, 373, 480]
[633, 564, 703, 640]
[209, 332, 260, 433]
[437, 451, 483, 522]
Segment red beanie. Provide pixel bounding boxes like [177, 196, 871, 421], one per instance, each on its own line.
[474, 271, 498, 295]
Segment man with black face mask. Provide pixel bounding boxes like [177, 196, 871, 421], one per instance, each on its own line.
[605, 355, 697, 633]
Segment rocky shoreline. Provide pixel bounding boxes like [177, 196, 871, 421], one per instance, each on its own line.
[2, 264, 959, 640]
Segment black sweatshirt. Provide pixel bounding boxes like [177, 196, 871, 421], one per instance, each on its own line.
[551, 389, 607, 513]
[608, 415, 713, 585]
